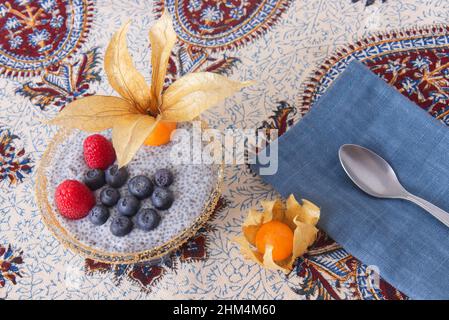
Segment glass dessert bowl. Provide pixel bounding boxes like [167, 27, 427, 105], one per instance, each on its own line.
[35, 125, 223, 264]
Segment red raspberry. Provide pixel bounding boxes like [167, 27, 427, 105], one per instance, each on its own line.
[55, 180, 95, 220]
[83, 134, 116, 170]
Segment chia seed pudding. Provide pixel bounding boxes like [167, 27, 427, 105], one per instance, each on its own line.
[46, 125, 219, 254]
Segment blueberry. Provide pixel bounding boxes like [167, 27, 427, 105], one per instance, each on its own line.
[116, 196, 140, 217]
[135, 208, 161, 231]
[100, 187, 120, 207]
[151, 187, 174, 210]
[153, 169, 174, 187]
[105, 165, 128, 188]
[88, 205, 109, 226]
[83, 169, 105, 190]
[110, 216, 133, 237]
[128, 175, 153, 199]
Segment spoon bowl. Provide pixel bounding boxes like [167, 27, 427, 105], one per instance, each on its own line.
[338, 144, 449, 228]
[338, 144, 407, 198]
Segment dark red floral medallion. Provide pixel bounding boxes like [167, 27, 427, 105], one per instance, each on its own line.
[0, 0, 94, 77]
[0, 126, 33, 185]
[0, 244, 24, 288]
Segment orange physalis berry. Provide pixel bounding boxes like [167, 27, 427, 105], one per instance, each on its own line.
[255, 221, 294, 261]
[143, 121, 177, 146]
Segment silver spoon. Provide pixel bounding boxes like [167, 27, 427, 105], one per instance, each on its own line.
[339, 144, 449, 228]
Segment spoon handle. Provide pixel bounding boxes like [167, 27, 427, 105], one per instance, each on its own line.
[405, 194, 449, 228]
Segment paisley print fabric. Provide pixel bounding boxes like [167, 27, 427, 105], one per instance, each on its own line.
[0, 126, 32, 185]
[157, 0, 293, 49]
[0, 0, 93, 76]
[0, 0, 446, 299]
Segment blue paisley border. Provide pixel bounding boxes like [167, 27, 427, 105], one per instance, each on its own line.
[299, 25, 449, 113]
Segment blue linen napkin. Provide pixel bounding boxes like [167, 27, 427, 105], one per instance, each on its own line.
[253, 61, 449, 300]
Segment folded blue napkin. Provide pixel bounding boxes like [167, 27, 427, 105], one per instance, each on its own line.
[253, 61, 449, 300]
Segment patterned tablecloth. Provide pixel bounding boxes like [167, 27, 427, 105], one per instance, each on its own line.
[1, 0, 449, 300]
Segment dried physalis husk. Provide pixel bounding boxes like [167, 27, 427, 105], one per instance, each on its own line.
[47, 96, 135, 132]
[149, 11, 177, 113]
[104, 21, 151, 114]
[242, 209, 263, 245]
[48, 11, 253, 168]
[161, 73, 254, 122]
[286, 194, 320, 227]
[112, 115, 160, 167]
[234, 195, 320, 273]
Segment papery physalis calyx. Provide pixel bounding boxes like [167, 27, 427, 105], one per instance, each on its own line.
[49, 11, 252, 167]
[234, 195, 320, 273]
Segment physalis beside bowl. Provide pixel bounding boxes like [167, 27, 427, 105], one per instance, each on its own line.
[235, 195, 320, 272]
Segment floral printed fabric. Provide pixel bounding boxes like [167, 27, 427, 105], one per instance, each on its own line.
[0, 0, 446, 299]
